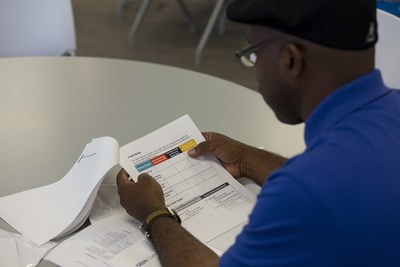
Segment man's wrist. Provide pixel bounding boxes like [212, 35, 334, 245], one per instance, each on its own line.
[243, 146, 286, 185]
[241, 146, 265, 179]
[140, 207, 181, 241]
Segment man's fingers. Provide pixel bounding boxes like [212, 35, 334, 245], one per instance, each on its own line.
[187, 132, 216, 158]
[116, 168, 130, 186]
[188, 135, 219, 158]
[203, 132, 223, 141]
[137, 173, 154, 183]
[188, 143, 208, 157]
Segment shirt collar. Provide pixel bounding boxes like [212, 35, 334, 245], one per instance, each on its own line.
[304, 70, 389, 146]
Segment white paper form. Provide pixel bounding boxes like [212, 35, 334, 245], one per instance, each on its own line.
[0, 237, 19, 267]
[119, 115, 256, 245]
[45, 183, 237, 267]
[45, 213, 161, 267]
[89, 185, 243, 253]
[0, 137, 120, 245]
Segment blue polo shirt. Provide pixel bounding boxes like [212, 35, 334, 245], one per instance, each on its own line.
[220, 70, 400, 266]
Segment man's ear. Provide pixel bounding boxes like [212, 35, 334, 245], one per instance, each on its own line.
[279, 43, 304, 78]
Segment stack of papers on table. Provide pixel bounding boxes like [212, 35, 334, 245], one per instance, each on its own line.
[0, 115, 256, 266]
[45, 184, 250, 267]
[0, 137, 119, 245]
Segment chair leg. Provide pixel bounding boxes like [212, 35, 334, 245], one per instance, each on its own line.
[129, 0, 153, 46]
[218, 6, 227, 35]
[219, 0, 234, 35]
[195, 0, 225, 67]
[116, 0, 128, 18]
[176, 0, 196, 32]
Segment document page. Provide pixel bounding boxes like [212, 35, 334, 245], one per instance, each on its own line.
[46, 213, 160, 267]
[46, 211, 225, 267]
[119, 115, 256, 244]
[0, 137, 120, 245]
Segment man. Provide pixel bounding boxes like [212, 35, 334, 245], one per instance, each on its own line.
[117, 0, 400, 266]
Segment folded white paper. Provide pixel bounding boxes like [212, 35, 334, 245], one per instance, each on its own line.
[0, 137, 119, 245]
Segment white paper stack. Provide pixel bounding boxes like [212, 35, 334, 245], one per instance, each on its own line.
[0, 137, 119, 245]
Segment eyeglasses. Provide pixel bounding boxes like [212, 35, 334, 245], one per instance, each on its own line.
[235, 36, 299, 68]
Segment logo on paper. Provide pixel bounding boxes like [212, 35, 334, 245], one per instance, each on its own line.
[78, 153, 97, 163]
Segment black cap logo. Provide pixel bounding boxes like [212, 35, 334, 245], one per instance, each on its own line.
[366, 21, 376, 43]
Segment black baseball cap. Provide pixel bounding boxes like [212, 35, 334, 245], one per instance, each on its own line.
[227, 0, 378, 50]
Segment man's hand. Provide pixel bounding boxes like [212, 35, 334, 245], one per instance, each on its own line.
[116, 169, 166, 222]
[188, 132, 250, 179]
[188, 132, 287, 186]
[116, 169, 219, 267]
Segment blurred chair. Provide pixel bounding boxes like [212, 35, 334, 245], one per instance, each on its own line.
[117, 0, 213, 18]
[0, 0, 76, 57]
[195, 0, 232, 67]
[376, 9, 400, 88]
[118, 0, 230, 66]
[117, 0, 197, 46]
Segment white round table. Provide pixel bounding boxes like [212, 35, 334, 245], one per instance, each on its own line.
[0, 57, 305, 266]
